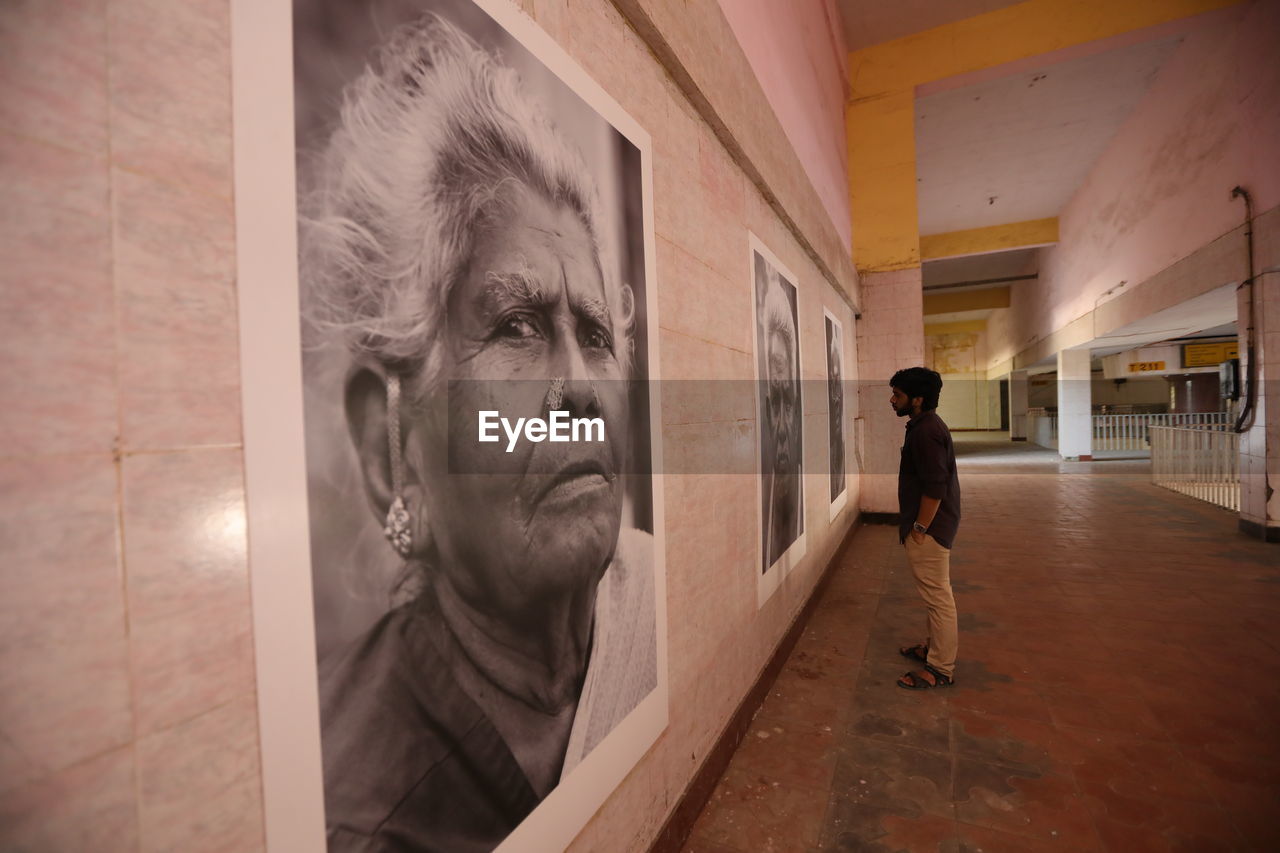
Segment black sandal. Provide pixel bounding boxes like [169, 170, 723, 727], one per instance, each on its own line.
[897, 664, 954, 690]
[899, 643, 929, 664]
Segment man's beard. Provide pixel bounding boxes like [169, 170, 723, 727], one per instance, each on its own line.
[894, 403, 913, 417]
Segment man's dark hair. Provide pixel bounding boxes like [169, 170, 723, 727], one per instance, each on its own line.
[891, 367, 943, 411]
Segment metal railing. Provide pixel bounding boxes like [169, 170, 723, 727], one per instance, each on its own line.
[1149, 425, 1240, 512]
[1025, 412, 1231, 451]
[1093, 412, 1231, 450]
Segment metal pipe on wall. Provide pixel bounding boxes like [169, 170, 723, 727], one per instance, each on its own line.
[1230, 185, 1257, 433]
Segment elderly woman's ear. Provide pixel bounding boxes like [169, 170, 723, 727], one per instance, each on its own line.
[345, 367, 398, 523]
[346, 367, 436, 559]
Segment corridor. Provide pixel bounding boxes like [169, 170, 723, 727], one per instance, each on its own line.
[682, 435, 1280, 852]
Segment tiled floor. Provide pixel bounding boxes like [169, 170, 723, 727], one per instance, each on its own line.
[682, 436, 1280, 853]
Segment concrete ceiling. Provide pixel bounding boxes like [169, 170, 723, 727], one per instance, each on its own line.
[1075, 283, 1239, 359]
[923, 247, 1037, 290]
[925, 308, 997, 325]
[915, 35, 1182, 236]
[1186, 322, 1238, 339]
[836, 0, 1023, 51]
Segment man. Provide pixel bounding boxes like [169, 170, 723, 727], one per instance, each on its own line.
[889, 367, 961, 689]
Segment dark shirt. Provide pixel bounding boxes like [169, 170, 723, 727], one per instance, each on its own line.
[317, 532, 656, 853]
[319, 597, 540, 852]
[898, 410, 962, 549]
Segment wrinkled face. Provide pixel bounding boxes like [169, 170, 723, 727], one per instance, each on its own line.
[766, 329, 797, 479]
[828, 341, 842, 428]
[410, 185, 627, 614]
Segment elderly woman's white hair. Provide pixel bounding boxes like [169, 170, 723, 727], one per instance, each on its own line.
[303, 14, 633, 394]
[762, 270, 797, 379]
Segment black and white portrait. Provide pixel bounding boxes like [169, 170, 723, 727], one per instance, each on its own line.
[262, 0, 666, 849]
[825, 309, 847, 516]
[750, 235, 805, 596]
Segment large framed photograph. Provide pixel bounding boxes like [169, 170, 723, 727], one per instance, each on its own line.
[824, 308, 847, 519]
[231, 0, 667, 850]
[749, 233, 806, 606]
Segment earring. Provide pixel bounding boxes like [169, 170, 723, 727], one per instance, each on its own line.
[382, 372, 413, 558]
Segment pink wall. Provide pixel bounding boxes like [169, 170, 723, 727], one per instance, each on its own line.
[718, 0, 852, 250]
[0, 0, 264, 849]
[0, 0, 863, 849]
[1016, 0, 1280, 342]
[855, 267, 923, 511]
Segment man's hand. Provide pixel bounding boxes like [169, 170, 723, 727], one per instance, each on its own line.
[909, 529, 927, 545]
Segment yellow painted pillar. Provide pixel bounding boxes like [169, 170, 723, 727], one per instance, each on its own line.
[847, 89, 919, 272]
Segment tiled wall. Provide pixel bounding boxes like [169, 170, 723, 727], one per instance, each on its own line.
[1238, 206, 1280, 531]
[1264, 214, 1280, 529]
[0, 0, 862, 850]
[1, 0, 264, 850]
[854, 268, 923, 512]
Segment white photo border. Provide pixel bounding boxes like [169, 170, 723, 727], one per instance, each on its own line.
[748, 231, 807, 609]
[823, 307, 848, 521]
[230, 1, 668, 850]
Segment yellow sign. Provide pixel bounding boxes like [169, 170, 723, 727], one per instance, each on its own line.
[1183, 342, 1238, 367]
[1128, 361, 1166, 373]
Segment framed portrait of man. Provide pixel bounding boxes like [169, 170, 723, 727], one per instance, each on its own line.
[230, 0, 667, 850]
[824, 308, 847, 519]
[748, 232, 806, 606]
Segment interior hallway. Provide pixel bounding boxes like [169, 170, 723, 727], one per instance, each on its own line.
[682, 434, 1280, 852]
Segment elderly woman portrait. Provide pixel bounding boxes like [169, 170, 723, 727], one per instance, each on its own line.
[754, 252, 804, 572]
[293, 4, 657, 850]
[826, 314, 845, 503]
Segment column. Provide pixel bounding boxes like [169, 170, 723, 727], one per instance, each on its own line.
[855, 268, 924, 515]
[1009, 370, 1029, 441]
[1238, 261, 1278, 541]
[1057, 349, 1093, 461]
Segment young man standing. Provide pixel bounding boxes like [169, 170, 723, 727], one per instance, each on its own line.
[890, 367, 961, 689]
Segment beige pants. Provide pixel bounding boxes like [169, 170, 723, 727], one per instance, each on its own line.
[904, 535, 958, 679]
